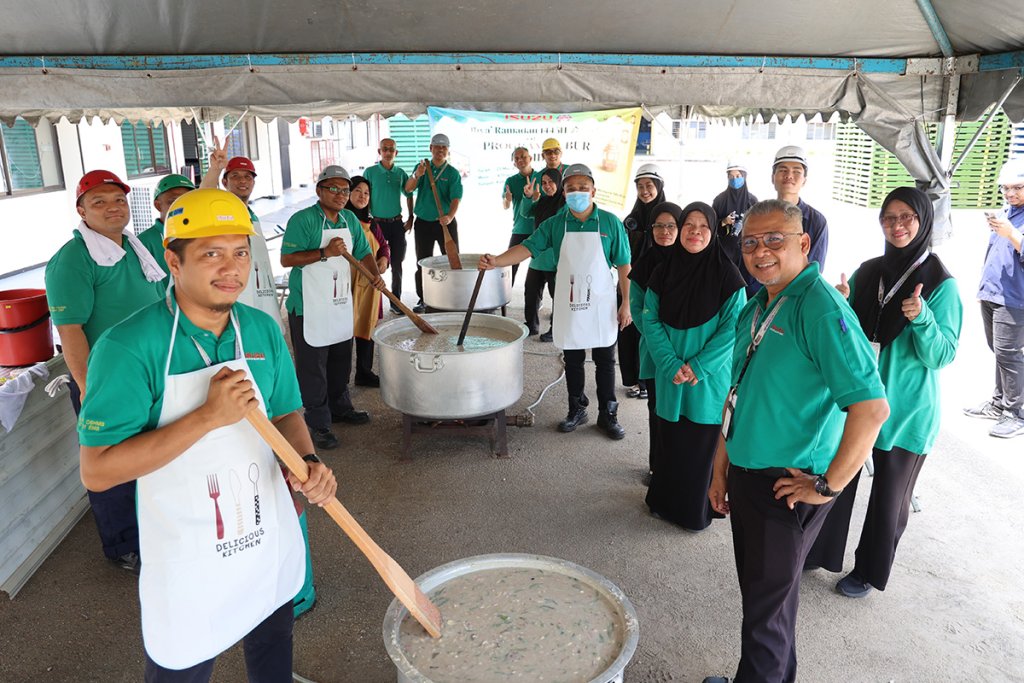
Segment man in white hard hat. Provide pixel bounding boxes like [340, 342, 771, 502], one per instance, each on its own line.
[481, 163, 632, 440]
[404, 132, 464, 313]
[772, 146, 828, 279]
[963, 157, 1024, 438]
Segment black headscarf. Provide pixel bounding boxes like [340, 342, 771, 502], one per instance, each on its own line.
[647, 201, 746, 330]
[849, 186, 952, 349]
[628, 202, 682, 290]
[711, 173, 757, 236]
[624, 178, 667, 263]
[532, 168, 565, 228]
[347, 175, 371, 223]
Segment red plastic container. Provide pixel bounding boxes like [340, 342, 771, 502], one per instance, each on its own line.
[0, 289, 54, 366]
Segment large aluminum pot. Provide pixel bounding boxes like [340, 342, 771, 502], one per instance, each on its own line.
[383, 553, 640, 683]
[372, 313, 526, 419]
[418, 254, 511, 311]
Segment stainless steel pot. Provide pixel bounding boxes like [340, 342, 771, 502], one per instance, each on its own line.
[372, 313, 526, 419]
[418, 254, 512, 311]
[383, 553, 640, 683]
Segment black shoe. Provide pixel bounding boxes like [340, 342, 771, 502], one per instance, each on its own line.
[538, 329, 553, 342]
[310, 427, 339, 449]
[354, 372, 380, 387]
[413, 300, 426, 314]
[597, 401, 626, 440]
[390, 304, 405, 316]
[332, 408, 371, 425]
[527, 326, 539, 336]
[558, 395, 589, 432]
[110, 552, 141, 574]
[836, 571, 874, 598]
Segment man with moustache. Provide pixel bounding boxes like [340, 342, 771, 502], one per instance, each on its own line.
[364, 138, 414, 312]
[703, 199, 889, 683]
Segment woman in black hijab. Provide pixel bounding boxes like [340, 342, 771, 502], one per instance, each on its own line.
[712, 161, 760, 296]
[620, 164, 668, 398]
[628, 202, 683, 483]
[807, 186, 961, 598]
[519, 167, 564, 340]
[641, 201, 746, 531]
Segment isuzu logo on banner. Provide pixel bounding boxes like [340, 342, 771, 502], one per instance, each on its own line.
[427, 106, 643, 210]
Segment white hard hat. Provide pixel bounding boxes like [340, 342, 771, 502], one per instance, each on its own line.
[726, 160, 747, 173]
[430, 133, 450, 147]
[773, 145, 809, 169]
[998, 157, 1024, 185]
[634, 163, 663, 182]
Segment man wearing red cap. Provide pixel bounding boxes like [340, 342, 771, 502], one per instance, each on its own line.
[44, 169, 169, 572]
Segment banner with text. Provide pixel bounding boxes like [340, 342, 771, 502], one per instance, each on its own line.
[427, 107, 643, 210]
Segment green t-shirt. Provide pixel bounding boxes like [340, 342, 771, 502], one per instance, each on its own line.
[44, 230, 167, 346]
[516, 198, 557, 271]
[412, 162, 464, 221]
[136, 219, 169, 276]
[281, 202, 372, 316]
[644, 288, 746, 424]
[848, 273, 962, 454]
[504, 171, 541, 235]
[522, 204, 631, 270]
[726, 263, 886, 473]
[78, 298, 302, 447]
[363, 163, 412, 218]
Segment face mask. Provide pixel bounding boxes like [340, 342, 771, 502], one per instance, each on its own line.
[566, 191, 591, 213]
[730, 176, 745, 190]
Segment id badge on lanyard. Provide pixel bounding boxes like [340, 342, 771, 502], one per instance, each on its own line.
[722, 297, 787, 439]
[870, 252, 928, 361]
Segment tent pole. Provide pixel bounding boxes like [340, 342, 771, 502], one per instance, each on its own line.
[935, 57, 960, 170]
[914, 0, 954, 58]
[947, 70, 1023, 178]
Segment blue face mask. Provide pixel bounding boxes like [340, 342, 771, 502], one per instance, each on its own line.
[730, 176, 745, 190]
[565, 191, 591, 213]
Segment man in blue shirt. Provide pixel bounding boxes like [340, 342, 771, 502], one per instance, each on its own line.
[964, 158, 1024, 438]
[772, 146, 828, 273]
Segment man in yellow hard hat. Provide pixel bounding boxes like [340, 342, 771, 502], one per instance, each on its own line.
[78, 188, 336, 680]
[541, 137, 568, 175]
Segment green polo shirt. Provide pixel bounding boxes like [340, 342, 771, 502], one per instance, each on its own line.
[847, 273, 961, 455]
[281, 202, 372, 316]
[644, 288, 746, 424]
[412, 162, 463, 221]
[522, 204, 631, 270]
[504, 170, 541, 235]
[137, 219, 169, 275]
[78, 298, 301, 447]
[726, 263, 885, 473]
[45, 230, 167, 346]
[629, 282, 655, 380]
[516, 198, 557, 271]
[364, 162, 412, 218]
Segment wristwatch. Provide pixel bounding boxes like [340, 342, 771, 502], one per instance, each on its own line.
[302, 453, 321, 464]
[318, 248, 327, 262]
[814, 474, 841, 497]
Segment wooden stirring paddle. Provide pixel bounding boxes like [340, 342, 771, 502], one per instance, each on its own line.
[457, 269, 486, 347]
[246, 410, 442, 638]
[423, 160, 462, 270]
[341, 252, 438, 335]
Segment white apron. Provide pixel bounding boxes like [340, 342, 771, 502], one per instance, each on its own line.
[238, 217, 285, 333]
[552, 213, 618, 350]
[138, 304, 305, 670]
[300, 221, 354, 347]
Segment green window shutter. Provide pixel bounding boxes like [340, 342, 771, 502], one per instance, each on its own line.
[5, 120, 43, 191]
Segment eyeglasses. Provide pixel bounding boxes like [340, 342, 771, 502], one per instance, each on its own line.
[320, 186, 350, 196]
[1000, 184, 1024, 193]
[739, 232, 803, 253]
[880, 213, 918, 228]
[651, 222, 678, 231]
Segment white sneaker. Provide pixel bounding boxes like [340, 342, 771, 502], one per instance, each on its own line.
[990, 415, 1024, 439]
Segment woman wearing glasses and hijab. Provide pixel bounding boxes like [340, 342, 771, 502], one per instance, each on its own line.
[806, 186, 961, 598]
[642, 201, 746, 530]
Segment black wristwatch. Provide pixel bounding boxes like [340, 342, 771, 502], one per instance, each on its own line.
[814, 474, 841, 497]
[318, 248, 327, 262]
[302, 453, 321, 464]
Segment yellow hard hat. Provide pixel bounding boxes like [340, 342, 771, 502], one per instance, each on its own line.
[541, 137, 561, 151]
[163, 188, 256, 247]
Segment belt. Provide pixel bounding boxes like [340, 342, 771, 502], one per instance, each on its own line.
[730, 465, 814, 478]
[378, 215, 403, 222]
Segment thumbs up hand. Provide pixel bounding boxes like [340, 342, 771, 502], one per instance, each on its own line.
[902, 283, 924, 321]
[835, 272, 850, 298]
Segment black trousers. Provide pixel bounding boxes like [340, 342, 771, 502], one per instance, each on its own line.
[563, 343, 617, 408]
[646, 379, 658, 474]
[288, 312, 355, 430]
[413, 217, 459, 301]
[508, 233, 530, 285]
[981, 300, 1024, 418]
[523, 267, 555, 333]
[144, 600, 293, 682]
[377, 217, 407, 299]
[807, 447, 927, 589]
[728, 466, 834, 683]
[617, 322, 641, 387]
[646, 414, 721, 530]
[354, 336, 375, 379]
[70, 379, 139, 560]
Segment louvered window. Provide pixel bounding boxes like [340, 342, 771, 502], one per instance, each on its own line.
[0, 118, 64, 198]
[121, 121, 171, 178]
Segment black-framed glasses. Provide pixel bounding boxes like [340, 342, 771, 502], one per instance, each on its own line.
[651, 222, 678, 231]
[320, 185, 351, 196]
[740, 232, 803, 254]
[880, 212, 918, 228]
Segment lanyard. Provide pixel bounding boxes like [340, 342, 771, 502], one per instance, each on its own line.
[871, 252, 928, 341]
[189, 318, 243, 369]
[164, 285, 243, 371]
[733, 295, 788, 391]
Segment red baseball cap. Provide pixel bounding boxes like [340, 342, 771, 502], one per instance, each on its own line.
[76, 170, 131, 201]
[224, 157, 257, 177]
